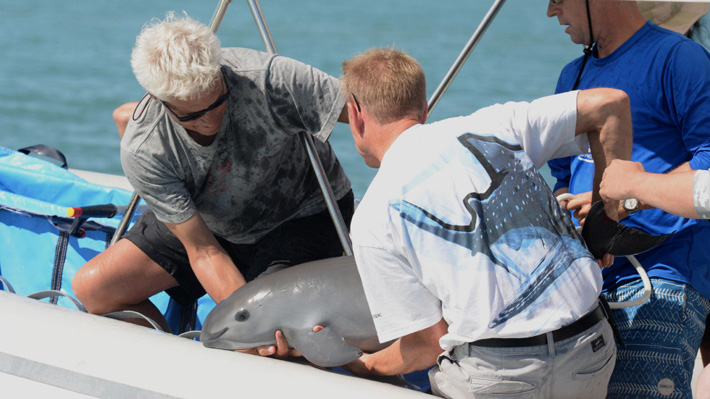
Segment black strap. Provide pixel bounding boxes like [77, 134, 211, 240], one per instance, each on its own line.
[599, 296, 626, 349]
[0, 205, 116, 306]
[179, 299, 199, 334]
[572, 0, 595, 91]
[50, 231, 70, 304]
[571, 51, 590, 91]
[585, 0, 594, 51]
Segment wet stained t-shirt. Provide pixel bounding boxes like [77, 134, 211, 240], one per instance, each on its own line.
[121, 48, 350, 244]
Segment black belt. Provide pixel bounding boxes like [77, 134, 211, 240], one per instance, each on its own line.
[472, 304, 606, 348]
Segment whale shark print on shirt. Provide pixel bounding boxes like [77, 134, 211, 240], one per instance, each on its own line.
[392, 133, 592, 328]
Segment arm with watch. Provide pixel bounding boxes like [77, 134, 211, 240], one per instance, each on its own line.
[600, 159, 707, 219]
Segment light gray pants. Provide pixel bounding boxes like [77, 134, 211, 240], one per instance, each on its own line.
[429, 320, 616, 398]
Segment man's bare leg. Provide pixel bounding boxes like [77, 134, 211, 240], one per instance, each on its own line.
[73, 238, 178, 332]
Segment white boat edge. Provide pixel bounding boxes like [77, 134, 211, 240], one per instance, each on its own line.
[69, 168, 135, 192]
[1, 166, 431, 397]
[63, 168, 707, 397]
[0, 290, 430, 398]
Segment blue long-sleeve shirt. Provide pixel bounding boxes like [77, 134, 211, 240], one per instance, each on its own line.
[549, 22, 710, 297]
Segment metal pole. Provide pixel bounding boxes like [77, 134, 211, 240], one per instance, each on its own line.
[246, 0, 353, 256]
[246, 0, 277, 54]
[301, 132, 354, 256]
[109, 193, 141, 247]
[110, 0, 234, 246]
[427, 0, 507, 115]
[208, 0, 233, 33]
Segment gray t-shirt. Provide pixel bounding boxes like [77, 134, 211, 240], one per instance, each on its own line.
[121, 48, 350, 244]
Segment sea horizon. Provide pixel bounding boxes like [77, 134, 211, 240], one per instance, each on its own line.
[1, 1, 580, 198]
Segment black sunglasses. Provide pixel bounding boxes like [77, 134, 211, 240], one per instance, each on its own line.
[351, 92, 362, 112]
[162, 68, 230, 123]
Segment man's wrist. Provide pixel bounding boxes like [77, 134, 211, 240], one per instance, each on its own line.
[622, 198, 640, 214]
[638, 199, 652, 211]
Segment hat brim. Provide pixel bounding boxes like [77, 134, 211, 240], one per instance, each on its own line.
[638, 1, 709, 35]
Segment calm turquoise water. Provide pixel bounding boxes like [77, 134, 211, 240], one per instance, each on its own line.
[0, 1, 579, 198]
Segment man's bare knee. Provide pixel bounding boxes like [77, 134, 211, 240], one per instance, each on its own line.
[113, 101, 139, 139]
[72, 259, 114, 314]
[73, 239, 178, 315]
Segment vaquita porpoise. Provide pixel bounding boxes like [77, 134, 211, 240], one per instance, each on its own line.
[200, 256, 392, 367]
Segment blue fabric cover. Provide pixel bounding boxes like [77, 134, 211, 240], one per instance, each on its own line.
[0, 146, 213, 332]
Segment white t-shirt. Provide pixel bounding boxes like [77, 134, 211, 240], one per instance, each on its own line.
[694, 170, 710, 219]
[351, 91, 603, 350]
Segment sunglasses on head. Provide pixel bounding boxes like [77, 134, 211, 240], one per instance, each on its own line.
[162, 68, 230, 123]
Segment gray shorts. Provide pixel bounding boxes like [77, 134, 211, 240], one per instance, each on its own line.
[123, 191, 354, 305]
[430, 313, 616, 398]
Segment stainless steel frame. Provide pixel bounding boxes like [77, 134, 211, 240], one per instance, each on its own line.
[427, 0, 507, 114]
[246, 0, 353, 256]
[112, 0, 507, 255]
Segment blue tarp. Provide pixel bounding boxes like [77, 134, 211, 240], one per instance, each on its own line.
[0, 147, 431, 389]
[0, 146, 212, 332]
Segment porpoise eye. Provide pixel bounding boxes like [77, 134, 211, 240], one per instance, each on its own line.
[235, 310, 250, 322]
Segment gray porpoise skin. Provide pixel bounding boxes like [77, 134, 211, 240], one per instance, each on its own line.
[200, 256, 391, 367]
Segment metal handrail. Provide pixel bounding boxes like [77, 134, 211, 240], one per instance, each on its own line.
[246, 0, 353, 256]
[208, 0, 233, 33]
[427, 0, 507, 115]
[247, 0, 277, 54]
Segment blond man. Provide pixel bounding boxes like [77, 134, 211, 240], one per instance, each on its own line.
[341, 48, 632, 398]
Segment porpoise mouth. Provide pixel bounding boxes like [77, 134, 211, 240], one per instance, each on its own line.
[200, 327, 228, 347]
[200, 327, 271, 351]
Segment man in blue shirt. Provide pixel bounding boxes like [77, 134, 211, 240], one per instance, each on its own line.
[547, 1, 710, 398]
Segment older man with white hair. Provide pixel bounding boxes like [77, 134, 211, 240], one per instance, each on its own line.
[73, 13, 354, 355]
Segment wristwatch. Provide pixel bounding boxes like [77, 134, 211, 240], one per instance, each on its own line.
[622, 198, 640, 214]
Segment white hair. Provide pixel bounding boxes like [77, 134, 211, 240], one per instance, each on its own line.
[130, 11, 222, 102]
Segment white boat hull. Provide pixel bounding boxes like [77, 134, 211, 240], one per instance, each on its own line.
[0, 291, 428, 398]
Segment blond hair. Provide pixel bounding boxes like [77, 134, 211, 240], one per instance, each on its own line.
[131, 11, 222, 102]
[341, 48, 426, 124]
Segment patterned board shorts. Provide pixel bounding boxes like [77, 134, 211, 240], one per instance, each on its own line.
[603, 278, 710, 399]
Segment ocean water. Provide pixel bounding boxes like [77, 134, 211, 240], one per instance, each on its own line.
[0, 0, 579, 198]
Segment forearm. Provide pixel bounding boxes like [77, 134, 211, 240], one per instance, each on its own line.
[166, 214, 247, 303]
[361, 336, 437, 376]
[581, 91, 633, 203]
[629, 171, 697, 218]
[573, 89, 631, 221]
[350, 318, 447, 376]
[668, 161, 692, 174]
[189, 248, 247, 303]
